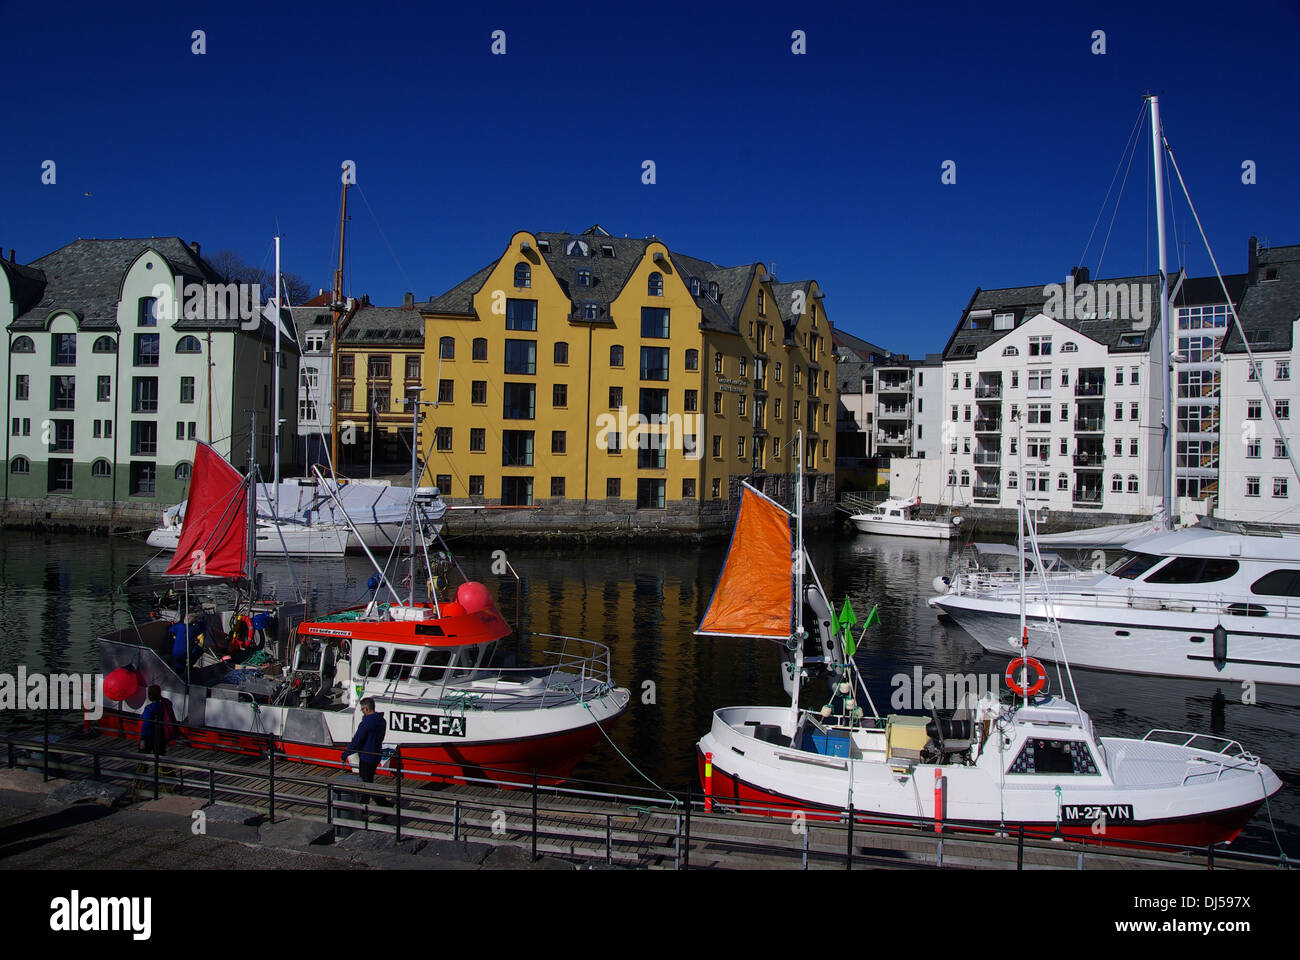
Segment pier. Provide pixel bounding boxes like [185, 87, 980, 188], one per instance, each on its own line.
[0, 727, 1287, 871]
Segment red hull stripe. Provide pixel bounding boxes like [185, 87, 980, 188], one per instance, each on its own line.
[101, 711, 608, 786]
[696, 750, 1262, 849]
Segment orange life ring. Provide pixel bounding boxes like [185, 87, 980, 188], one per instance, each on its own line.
[1005, 656, 1047, 697]
[232, 615, 254, 651]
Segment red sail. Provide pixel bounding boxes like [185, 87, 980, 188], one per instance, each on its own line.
[163, 443, 249, 580]
[697, 484, 794, 640]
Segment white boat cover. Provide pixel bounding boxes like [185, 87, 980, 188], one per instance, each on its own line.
[163, 479, 446, 529]
[1030, 518, 1166, 550]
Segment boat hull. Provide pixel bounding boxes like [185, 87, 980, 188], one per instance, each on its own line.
[930, 593, 1300, 686]
[850, 515, 953, 540]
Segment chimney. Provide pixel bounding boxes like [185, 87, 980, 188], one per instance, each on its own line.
[403, 291, 414, 309]
[189, 240, 201, 257]
[1248, 236, 1259, 280]
[1070, 266, 1090, 284]
[9, 249, 14, 263]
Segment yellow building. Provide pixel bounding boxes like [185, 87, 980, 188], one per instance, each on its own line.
[333, 296, 426, 472]
[417, 226, 836, 526]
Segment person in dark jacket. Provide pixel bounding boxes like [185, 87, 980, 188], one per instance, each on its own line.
[342, 698, 386, 782]
[139, 685, 179, 754]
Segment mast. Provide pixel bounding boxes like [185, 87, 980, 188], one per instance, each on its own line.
[246, 410, 258, 596]
[789, 429, 805, 733]
[407, 389, 425, 605]
[1149, 95, 1174, 529]
[330, 184, 349, 475]
[273, 234, 282, 519]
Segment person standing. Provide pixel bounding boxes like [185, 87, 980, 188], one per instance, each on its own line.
[341, 698, 386, 782]
[139, 685, 179, 755]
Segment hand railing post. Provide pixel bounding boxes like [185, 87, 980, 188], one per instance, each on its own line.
[1017, 824, 1025, 870]
[208, 766, 216, 806]
[682, 791, 691, 871]
[267, 737, 276, 823]
[453, 800, 460, 841]
[606, 814, 612, 865]
[531, 767, 539, 862]
[394, 747, 403, 844]
[153, 731, 160, 800]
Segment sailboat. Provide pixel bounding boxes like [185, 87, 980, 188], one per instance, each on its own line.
[100, 399, 631, 786]
[930, 96, 1300, 685]
[694, 434, 1282, 847]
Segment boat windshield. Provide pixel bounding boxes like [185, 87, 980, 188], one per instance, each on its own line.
[1106, 552, 1164, 580]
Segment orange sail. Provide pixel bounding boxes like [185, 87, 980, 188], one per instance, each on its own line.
[697, 484, 794, 640]
[163, 442, 250, 580]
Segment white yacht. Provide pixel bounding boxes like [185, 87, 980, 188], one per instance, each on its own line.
[930, 522, 1300, 686]
[849, 497, 958, 540]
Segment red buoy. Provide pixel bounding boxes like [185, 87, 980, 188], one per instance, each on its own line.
[104, 667, 139, 701]
[456, 581, 493, 613]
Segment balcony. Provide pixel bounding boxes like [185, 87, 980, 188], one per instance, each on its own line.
[877, 431, 909, 446]
[1073, 452, 1106, 468]
[1074, 417, 1104, 433]
[974, 418, 1002, 433]
[973, 451, 1001, 466]
[1074, 382, 1105, 397]
[1072, 487, 1103, 507]
[878, 380, 911, 394]
[973, 485, 1000, 501]
[878, 406, 910, 419]
[975, 384, 1002, 399]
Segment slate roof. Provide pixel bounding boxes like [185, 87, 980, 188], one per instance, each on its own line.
[942, 273, 1165, 360]
[837, 358, 873, 392]
[833, 328, 892, 363]
[339, 300, 424, 346]
[1, 259, 47, 318]
[1222, 244, 1300, 354]
[12, 237, 220, 331]
[425, 262, 497, 316]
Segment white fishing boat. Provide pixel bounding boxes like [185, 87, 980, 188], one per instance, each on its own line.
[849, 496, 957, 540]
[695, 435, 1282, 847]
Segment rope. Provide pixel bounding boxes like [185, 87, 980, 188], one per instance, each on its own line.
[562, 682, 676, 806]
[1255, 769, 1290, 865]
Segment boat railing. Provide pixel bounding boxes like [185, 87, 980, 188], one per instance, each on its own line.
[378, 634, 616, 708]
[1142, 729, 1252, 759]
[949, 574, 1300, 620]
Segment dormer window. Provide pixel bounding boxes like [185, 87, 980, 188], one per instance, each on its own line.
[566, 239, 589, 257]
[582, 302, 598, 321]
[601, 244, 615, 258]
[648, 272, 663, 297]
[690, 278, 700, 297]
[994, 313, 1014, 330]
[757, 290, 766, 315]
[709, 282, 719, 301]
[514, 262, 531, 288]
[576, 269, 593, 288]
[537, 239, 550, 252]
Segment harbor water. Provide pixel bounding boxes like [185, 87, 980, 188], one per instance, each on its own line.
[0, 527, 1294, 858]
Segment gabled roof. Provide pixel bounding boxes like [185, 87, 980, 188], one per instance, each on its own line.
[12, 237, 219, 331]
[0, 259, 47, 318]
[339, 299, 424, 346]
[425, 262, 497, 316]
[534, 231, 651, 324]
[833, 328, 891, 363]
[1222, 244, 1300, 354]
[942, 273, 1165, 360]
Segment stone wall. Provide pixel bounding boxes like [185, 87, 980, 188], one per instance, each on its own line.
[0, 497, 162, 534]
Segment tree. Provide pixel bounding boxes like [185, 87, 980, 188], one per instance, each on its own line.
[205, 249, 314, 305]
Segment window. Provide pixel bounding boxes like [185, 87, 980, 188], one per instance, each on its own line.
[641, 307, 670, 339]
[469, 475, 484, 496]
[130, 462, 155, 496]
[435, 426, 453, 451]
[1246, 476, 1260, 497]
[1028, 336, 1051, 356]
[1010, 372, 1019, 388]
[1277, 400, 1290, 420]
[1247, 400, 1262, 420]
[93, 336, 116, 353]
[132, 377, 159, 413]
[1002, 346, 1019, 357]
[738, 395, 747, 417]
[609, 386, 623, 409]
[737, 437, 745, 458]
[959, 470, 970, 487]
[53, 333, 77, 366]
[575, 269, 592, 287]
[506, 299, 538, 331]
[134, 334, 159, 366]
[438, 379, 454, 403]
[504, 339, 537, 375]
[339, 354, 354, 377]
[501, 430, 534, 466]
[1027, 369, 1051, 392]
[10, 456, 29, 475]
[1248, 362, 1262, 381]
[47, 459, 74, 492]
[338, 387, 353, 411]
[554, 342, 569, 365]
[176, 336, 202, 354]
[1146, 557, 1240, 585]
[12, 335, 35, 353]
[1250, 570, 1300, 597]
[712, 436, 721, 458]
[552, 430, 566, 454]
[610, 345, 624, 367]
[514, 262, 531, 288]
[606, 478, 621, 498]
[179, 376, 195, 404]
[550, 476, 565, 497]
[1129, 438, 1138, 457]
[711, 478, 720, 499]
[1007, 738, 1099, 775]
[1111, 474, 1123, 493]
[637, 435, 667, 469]
[1277, 361, 1291, 381]
[14, 375, 28, 401]
[472, 338, 487, 361]
[10, 418, 29, 436]
[502, 383, 536, 419]
[470, 428, 485, 452]
[1027, 403, 1051, 425]
[1275, 478, 1290, 498]
[637, 478, 666, 509]
[682, 478, 696, 499]
[648, 272, 663, 297]
[994, 312, 1014, 330]
[1113, 437, 1123, 457]
[1007, 471, 1017, 489]
[553, 383, 568, 408]
[138, 297, 158, 327]
[739, 357, 747, 378]
[640, 388, 668, 424]
[640, 347, 669, 381]
[1127, 474, 1138, 493]
[607, 431, 623, 454]
[1247, 439, 1262, 459]
[471, 381, 487, 404]
[1130, 402, 1139, 420]
[174, 462, 191, 481]
[175, 421, 185, 440]
[405, 355, 421, 380]
[1276, 439, 1289, 459]
[130, 421, 157, 456]
[1130, 366, 1140, 385]
[684, 389, 698, 412]
[1114, 402, 1123, 421]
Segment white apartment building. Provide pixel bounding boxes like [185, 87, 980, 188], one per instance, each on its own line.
[873, 354, 943, 460]
[290, 302, 336, 469]
[1, 238, 297, 504]
[940, 272, 1165, 516]
[1218, 242, 1300, 524]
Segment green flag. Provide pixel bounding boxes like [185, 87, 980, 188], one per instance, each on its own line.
[864, 603, 880, 629]
[840, 599, 859, 657]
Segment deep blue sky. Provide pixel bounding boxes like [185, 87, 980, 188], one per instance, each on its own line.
[3, 1, 1297, 356]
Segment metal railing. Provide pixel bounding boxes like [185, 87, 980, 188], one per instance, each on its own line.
[1074, 382, 1106, 397]
[4, 727, 1289, 871]
[975, 385, 1002, 399]
[974, 419, 1002, 432]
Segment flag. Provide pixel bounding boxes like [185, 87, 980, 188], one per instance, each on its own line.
[839, 598, 858, 657]
[864, 604, 881, 629]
